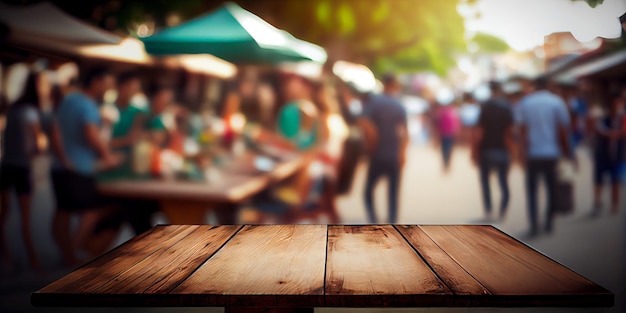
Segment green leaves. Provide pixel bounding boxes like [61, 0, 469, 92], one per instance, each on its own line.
[75, 0, 468, 75]
[372, 1, 390, 23]
[571, 0, 604, 8]
[337, 3, 356, 35]
[315, 1, 331, 27]
[470, 32, 510, 54]
[281, 0, 467, 75]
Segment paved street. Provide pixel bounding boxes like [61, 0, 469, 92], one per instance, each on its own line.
[0, 143, 624, 313]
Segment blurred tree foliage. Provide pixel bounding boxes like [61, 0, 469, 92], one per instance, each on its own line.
[470, 32, 510, 54]
[2, 0, 605, 74]
[241, 0, 468, 75]
[5, 0, 467, 75]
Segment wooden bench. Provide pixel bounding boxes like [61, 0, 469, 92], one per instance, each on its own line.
[32, 225, 613, 312]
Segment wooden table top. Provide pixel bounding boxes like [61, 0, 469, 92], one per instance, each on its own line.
[32, 225, 613, 308]
[97, 153, 309, 203]
[98, 174, 270, 203]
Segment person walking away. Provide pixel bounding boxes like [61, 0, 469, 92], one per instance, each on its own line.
[517, 76, 573, 237]
[471, 82, 515, 222]
[435, 90, 460, 173]
[590, 94, 625, 216]
[0, 70, 46, 271]
[49, 67, 121, 264]
[362, 73, 408, 224]
[459, 92, 481, 144]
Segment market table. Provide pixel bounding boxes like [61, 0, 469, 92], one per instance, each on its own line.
[32, 225, 613, 312]
[97, 153, 310, 224]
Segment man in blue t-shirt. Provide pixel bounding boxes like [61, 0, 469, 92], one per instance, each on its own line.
[516, 76, 573, 237]
[361, 73, 408, 224]
[49, 67, 120, 265]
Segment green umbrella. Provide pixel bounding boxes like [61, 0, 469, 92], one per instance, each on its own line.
[142, 2, 327, 64]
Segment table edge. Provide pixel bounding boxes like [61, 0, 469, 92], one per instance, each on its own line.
[30, 224, 616, 309]
[31, 292, 614, 308]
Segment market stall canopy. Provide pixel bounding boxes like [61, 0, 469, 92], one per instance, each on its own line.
[142, 2, 327, 64]
[332, 61, 377, 93]
[78, 37, 154, 65]
[79, 38, 237, 77]
[278, 61, 324, 81]
[0, 2, 121, 53]
[556, 49, 626, 81]
[161, 54, 238, 79]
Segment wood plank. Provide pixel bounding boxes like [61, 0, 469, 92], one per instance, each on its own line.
[325, 225, 451, 307]
[172, 225, 327, 307]
[395, 225, 490, 296]
[419, 225, 613, 305]
[36, 225, 199, 294]
[31, 224, 614, 308]
[88, 225, 242, 294]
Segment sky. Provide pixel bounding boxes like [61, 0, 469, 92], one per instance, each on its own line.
[461, 0, 626, 52]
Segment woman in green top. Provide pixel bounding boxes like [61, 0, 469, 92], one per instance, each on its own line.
[277, 73, 322, 150]
[277, 99, 319, 150]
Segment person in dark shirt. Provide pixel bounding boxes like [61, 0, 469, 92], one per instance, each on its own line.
[471, 82, 515, 222]
[591, 94, 625, 216]
[361, 73, 408, 224]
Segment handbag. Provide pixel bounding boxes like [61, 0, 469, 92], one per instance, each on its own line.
[554, 160, 575, 215]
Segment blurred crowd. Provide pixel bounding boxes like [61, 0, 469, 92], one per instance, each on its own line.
[0, 60, 367, 272]
[1, 58, 625, 274]
[421, 76, 626, 236]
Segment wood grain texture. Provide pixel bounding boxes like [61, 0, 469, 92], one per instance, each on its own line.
[419, 225, 613, 297]
[35, 225, 198, 294]
[395, 225, 490, 296]
[172, 225, 327, 307]
[325, 225, 450, 306]
[31, 225, 614, 308]
[89, 225, 241, 294]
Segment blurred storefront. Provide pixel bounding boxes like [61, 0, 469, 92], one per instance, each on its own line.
[545, 34, 626, 107]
